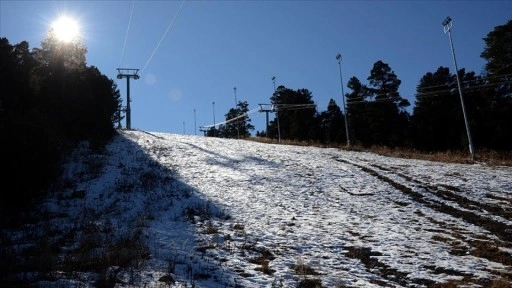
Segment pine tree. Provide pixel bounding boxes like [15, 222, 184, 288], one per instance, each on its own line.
[217, 101, 254, 138]
[479, 19, 512, 150]
[269, 86, 317, 141]
[366, 60, 410, 147]
[411, 67, 464, 150]
[318, 99, 344, 144]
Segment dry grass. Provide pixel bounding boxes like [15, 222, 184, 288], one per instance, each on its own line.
[365, 146, 512, 166]
[247, 137, 512, 166]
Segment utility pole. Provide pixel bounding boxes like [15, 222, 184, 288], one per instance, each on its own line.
[117, 68, 140, 130]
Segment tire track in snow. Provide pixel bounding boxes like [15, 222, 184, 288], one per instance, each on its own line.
[334, 157, 512, 275]
[371, 163, 512, 224]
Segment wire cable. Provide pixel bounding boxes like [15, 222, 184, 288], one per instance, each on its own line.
[202, 107, 261, 128]
[141, 0, 185, 74]
[119, 0, 136, 66]
[342, 75, 512, 105]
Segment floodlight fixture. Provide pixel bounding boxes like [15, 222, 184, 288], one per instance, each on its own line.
[442, 16, 452, 33]
[336, 53, 350, 147]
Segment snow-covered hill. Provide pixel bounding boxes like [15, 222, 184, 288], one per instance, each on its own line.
[16, 130, 512, 287]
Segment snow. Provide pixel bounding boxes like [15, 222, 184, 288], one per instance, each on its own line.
[30, 130, 512, 287]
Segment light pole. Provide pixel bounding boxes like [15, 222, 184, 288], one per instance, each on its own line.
[234, 86, 239, 139]
[336, 53, 350, 147]
[272, 76, 281, 143]
[442, 16, 475, 162]
[212, 101, 216, 137]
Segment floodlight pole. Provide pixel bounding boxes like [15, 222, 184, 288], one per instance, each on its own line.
[212, 101, 216, 137]
[272, 76, 281, 143]
[336, 53, 350, 147]
[442, 17, 475, 162]
[117, 68, 140, 130]
[234, 87, 239, 139]
[194, 109, 197, 136]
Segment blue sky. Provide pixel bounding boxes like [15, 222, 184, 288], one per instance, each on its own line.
[1, 1, 511, 135]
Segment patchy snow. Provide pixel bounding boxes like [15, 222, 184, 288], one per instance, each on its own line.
[27, 130, 512, 287]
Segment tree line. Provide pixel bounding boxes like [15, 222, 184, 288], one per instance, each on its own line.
[0, 30, 122, 213]
[211, 19, 512, 153]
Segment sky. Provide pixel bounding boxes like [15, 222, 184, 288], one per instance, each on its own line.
[13, 130, 512, 287]
[1, 1, 511, 135]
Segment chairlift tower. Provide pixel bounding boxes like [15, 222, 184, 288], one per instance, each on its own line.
[199, 126, 208, 136]
[117, 68, 140, 130]
[258, 104, 273, 137]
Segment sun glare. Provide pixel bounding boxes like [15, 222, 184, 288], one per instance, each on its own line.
[51, 15, 80, 42]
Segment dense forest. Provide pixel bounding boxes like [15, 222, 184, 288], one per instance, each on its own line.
[0, 30, 123, 214]
[0, 19, 511, 215]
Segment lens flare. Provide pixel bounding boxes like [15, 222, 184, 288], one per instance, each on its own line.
[51, 15, 80, 42]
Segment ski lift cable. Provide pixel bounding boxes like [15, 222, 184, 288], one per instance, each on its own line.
[342, 77, 512, 105]
[344, 79, 512, 105]
[275, 103, 316, 109]
[201, 103, 317, 129]
[342, 74, 512, 104]
[141, 0, 186, 74]
[119, 0, 136, 66]
[202, 107, 261, 128]
[416, 73, 512, 92]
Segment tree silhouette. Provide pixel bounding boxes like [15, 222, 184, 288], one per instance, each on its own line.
[479, 19, 512, 150]
[217, 101, 254, 138]
[481, 19, 512, 78]
[32, 27, 87, 71]
[411, 67, 464, 150]
[0, 35, 121, 213]
[318, 99, 345, 144]
[268, 86, 317, 141]
[345, 61, 409, 147]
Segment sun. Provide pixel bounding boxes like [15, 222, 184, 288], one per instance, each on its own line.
[51, 15, 80, 43]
